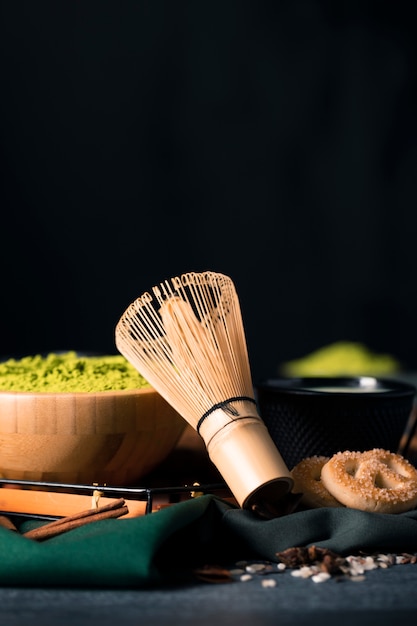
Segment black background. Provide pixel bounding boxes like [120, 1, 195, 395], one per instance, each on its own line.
[1, 0, 417, 381]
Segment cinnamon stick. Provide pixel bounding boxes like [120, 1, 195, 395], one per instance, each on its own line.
[23, 498, 129, 541]
[0, 486, 148, 518]
[0, 515, 18, 532]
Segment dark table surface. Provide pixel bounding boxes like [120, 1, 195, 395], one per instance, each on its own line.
[2, 561, 417, 626]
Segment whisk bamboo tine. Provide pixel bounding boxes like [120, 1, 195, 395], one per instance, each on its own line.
[116, 271, 293, 510]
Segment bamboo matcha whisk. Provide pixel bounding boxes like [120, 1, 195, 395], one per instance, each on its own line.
[115, 271, 293, 510]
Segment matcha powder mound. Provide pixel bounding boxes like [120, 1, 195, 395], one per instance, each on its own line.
[0, 352, 150, 392]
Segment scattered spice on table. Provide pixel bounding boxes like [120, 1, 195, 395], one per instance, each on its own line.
[194, 546, 417, 586]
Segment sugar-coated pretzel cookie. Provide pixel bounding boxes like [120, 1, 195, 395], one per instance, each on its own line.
[321, 449, 417, 514]
[291, 456, 343, 509]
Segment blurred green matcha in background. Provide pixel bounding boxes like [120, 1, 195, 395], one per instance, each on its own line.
[280, 342, 401, 378]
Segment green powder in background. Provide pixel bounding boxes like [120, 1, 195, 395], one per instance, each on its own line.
[0, 352, 150, 392]
[280, 341, 401, 377]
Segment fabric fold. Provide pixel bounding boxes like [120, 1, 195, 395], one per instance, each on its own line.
[1, 495, 417, 588]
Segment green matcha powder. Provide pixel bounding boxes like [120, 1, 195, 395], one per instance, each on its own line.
[0, 352, 150, 392]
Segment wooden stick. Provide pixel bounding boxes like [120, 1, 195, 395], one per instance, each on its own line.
[0, 515, 18, 532]
[26, 497, 126, 529]
[0, 487, 147, 518]
[23, 498, 129, 541]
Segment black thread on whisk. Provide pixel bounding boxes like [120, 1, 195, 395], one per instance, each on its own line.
[196, 396, 257, 434]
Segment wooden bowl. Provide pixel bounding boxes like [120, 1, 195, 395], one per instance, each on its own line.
[0, 387, 187, 485]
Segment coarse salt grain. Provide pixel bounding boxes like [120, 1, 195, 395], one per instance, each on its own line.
[346, 555, 378, 576]
[312, 572, 331, 583]
[240, 574, 253, 582]
[291, 566, 316, 579]
[246, 563, 267, 574]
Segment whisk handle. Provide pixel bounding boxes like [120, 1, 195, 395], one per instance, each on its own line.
[200, 406, 293, 509]
[196, 396, 257, 433]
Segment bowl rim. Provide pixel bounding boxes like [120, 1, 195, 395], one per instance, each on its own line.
[0, 351, 153, 396]
[255, 376, 416, 399]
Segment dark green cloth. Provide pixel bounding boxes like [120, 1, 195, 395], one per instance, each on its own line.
[1, 495, 417, 588]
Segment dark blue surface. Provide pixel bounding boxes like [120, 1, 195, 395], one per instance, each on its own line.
[2, 562, 417, 626]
